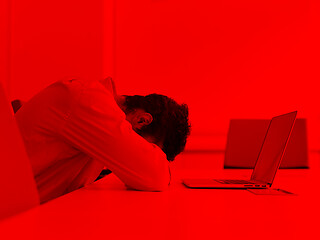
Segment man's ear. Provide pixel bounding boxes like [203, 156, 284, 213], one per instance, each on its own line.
[136, 113, 153, 129]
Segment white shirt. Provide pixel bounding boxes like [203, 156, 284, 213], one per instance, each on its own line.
[15, 79, 170, 203]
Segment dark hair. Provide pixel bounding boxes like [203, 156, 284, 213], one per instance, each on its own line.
[124, 94, 191, 161]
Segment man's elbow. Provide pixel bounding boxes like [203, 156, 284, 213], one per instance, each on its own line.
[149, 177, 170, 192]
[127, 171, 170, 192]
[147, 167, 171, 191]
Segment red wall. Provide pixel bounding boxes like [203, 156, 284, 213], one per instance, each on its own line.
[0, 0, 10, 90]
[114, 0, 320, 150]
[5, 0, 320, 150]
[9, 0, 105, 100]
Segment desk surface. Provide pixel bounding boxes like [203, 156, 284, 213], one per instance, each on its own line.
[1, 153, 320, 240]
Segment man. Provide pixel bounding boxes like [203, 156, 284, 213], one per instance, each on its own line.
[15, 78, 190, 203]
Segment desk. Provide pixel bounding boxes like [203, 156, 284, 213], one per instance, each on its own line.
[1, 153, 320, 240]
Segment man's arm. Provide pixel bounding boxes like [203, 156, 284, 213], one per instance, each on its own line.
[59, 81, 170, 191]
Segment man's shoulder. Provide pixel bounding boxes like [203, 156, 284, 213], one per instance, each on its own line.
[56, 79, 126, 120]
[48, 79, 114, 103]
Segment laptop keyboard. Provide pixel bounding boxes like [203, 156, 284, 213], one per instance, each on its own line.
[214, 179, 255, 184]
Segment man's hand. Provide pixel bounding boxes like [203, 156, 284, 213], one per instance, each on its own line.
[100, 77, 126, 110]
[11, 99, 25, 113]
[100, 77, 117, 99]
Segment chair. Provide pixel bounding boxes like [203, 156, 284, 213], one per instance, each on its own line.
[224, 118, 308, 169]
[0, 82, 39, 221]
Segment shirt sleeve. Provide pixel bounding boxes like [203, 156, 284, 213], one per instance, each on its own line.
[59, 81, 170, 191]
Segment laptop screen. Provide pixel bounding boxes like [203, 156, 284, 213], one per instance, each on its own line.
[250, 111, 297, 185]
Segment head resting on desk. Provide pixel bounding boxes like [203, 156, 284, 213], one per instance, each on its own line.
[117, 94, 191, 161]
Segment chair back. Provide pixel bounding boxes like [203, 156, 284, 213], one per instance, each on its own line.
[0, 82, 39, 221]
[224, 118, 308, 169]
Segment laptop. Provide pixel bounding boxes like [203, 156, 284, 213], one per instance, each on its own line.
[183, 111, 297, 189]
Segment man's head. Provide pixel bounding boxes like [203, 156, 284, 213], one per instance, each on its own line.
[120, 94, 191, 161]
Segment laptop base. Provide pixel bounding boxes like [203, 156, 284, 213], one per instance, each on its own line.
[182, 179, 268, 189]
